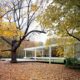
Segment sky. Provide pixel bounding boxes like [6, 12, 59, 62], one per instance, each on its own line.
[31, 33, 47, 43]
[26, 20, 48, 44]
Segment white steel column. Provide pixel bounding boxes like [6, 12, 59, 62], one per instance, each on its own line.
[24, 50, 27, 59]
[42, 49, 44, 57]
[34, 49, 37, 60]
[49, 46, 51, 64]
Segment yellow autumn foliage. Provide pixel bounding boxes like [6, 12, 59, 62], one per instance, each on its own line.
[56, 46, 64, 56]
[0, 22, 23, 38]
[31, 4, 38, 11]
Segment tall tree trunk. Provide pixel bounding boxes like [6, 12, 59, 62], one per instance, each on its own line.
[11, 50, 17, 63]
[11, 40, 17, 63]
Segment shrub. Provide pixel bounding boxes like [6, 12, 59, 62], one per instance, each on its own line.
[65, 58, 78, 67]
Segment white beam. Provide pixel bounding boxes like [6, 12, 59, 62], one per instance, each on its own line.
[24, 50, 27, 59]
[42, 49, 44, 57]
[34, 49, 37, 60]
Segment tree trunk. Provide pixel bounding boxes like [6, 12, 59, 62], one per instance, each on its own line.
[11, 50, 17, 63]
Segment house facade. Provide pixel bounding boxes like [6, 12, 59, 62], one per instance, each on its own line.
[23, 37, 80, 59]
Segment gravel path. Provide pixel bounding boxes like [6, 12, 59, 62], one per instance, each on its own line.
[0, 61, 80, 80]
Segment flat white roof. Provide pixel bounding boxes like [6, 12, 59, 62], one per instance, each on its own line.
[24, 44, 58, 51]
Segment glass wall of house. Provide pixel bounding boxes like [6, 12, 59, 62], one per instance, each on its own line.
[50, 46, 64, 57]
[74, 43, 80, 58]
[26, 51, 33, 57]
[24, 45, 65, 58]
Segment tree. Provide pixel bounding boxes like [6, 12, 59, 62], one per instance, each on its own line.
[0, 0, 48, 63]
[37, 0, 80, 41]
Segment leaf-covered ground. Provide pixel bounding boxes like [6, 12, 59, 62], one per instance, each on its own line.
[0, 61, 80, 80]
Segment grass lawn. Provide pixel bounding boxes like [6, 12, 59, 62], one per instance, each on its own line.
[0, 61, 80, 80]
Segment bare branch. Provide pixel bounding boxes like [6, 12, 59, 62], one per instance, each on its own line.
[0, 36, 12, 46]
[29, 1, 46, 25]
[26, 30, 46, 37]
[1, 2, 27, 18]
[1, 49, 12, 52]
[24, 0, 32, 35]
[66, 29, 80, 41]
